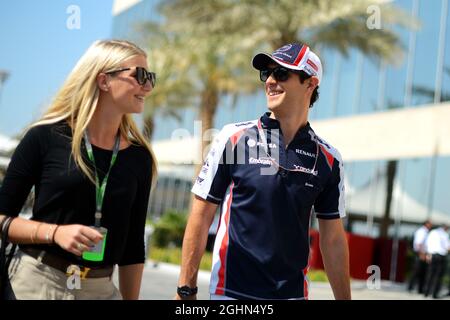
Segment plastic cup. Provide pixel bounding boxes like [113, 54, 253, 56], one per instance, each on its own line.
[82, 226, 107, 262]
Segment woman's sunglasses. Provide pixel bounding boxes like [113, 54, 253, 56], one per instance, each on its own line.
[260, 66, 298, 82]
[105, 67, 156, 87]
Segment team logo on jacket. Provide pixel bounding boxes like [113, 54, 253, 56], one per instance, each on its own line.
[200, 159, 210, 174]
[196, 177, 205, 184]
[257, 141, 277, 149]
[247, 138, 276, 149]
[295, 149, 316, 158]
[247, 139, 256, 147]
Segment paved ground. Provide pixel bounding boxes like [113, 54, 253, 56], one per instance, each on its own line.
[114, 260, 450, 300]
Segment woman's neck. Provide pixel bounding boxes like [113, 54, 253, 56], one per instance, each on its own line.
[87, 103, 123, 149]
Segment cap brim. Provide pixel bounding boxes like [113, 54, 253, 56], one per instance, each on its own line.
[252, 53, 279, 70]
[252, 53, 302, 71]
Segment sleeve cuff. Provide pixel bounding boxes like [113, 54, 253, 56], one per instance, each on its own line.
[315, 212, 341, 220]
[191, 187, 222, 205]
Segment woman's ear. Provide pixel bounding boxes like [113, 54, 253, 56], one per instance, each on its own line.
[97, 73, 110, 92]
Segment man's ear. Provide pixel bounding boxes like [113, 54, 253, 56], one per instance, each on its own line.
[308, 76, 319, 90]
[97, 73, 110, 91]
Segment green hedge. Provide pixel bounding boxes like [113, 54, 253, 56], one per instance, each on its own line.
[151, 210, 188, 248]
[150, 246, 213, 271]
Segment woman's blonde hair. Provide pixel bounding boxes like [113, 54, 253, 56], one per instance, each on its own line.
[31, 39, 157, 185]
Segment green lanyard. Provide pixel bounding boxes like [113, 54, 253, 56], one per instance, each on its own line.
[84, 130, 121, 228]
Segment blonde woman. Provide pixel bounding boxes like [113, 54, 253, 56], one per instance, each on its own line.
[0, 40, 157, 300]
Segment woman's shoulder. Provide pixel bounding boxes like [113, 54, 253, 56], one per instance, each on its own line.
[124, 142, 153, 177]
[20, 121, 72, 152]
[25, 120, 70, 137]
[127, 142, 153, 162]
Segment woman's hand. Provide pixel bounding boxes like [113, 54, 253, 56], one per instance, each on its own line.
[53, 224, 103, 256]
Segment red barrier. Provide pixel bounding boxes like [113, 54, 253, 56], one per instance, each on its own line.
[309, 229, 323, 270]
[346, 233, 375, 280]
[308, 230, 376, 280]
[372, 238, 407, 282]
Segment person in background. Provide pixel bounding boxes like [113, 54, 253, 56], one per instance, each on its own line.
[407, 220, 432, 294]
[0, 39, 157, 300]
[423, 224, 449, 299]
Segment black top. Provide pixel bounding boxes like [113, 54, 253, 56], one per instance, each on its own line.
[0, 121, 152, 268]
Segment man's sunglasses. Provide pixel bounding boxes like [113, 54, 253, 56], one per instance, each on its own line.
[260, 66, 299, 82]
[105, 66, 156, 87]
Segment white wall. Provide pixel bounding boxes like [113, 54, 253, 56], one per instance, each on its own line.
[153, 103, 450, 165]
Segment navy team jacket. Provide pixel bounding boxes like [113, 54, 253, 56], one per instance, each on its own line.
[192, 112, 345, 299]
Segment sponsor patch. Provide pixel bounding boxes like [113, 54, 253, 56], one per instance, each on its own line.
[234, 121, 254, 127]
[257, 141, 277, 149]
[277, 44, 293, 52]
[293, 164, 318, 175]
[295, 149, 316, 158]
[306, 59, 318, 71]
[303, 65, 317, 76]
[196, 177, 204, 184]
[249, 157, 272, 165]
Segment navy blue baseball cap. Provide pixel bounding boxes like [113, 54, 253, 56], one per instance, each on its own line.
[252, 43, 323, 85]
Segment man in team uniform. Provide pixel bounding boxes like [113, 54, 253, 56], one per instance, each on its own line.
[176, 43, 351, 300]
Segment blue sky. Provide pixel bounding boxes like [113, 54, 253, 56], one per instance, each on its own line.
[0, 0, 113, 137]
